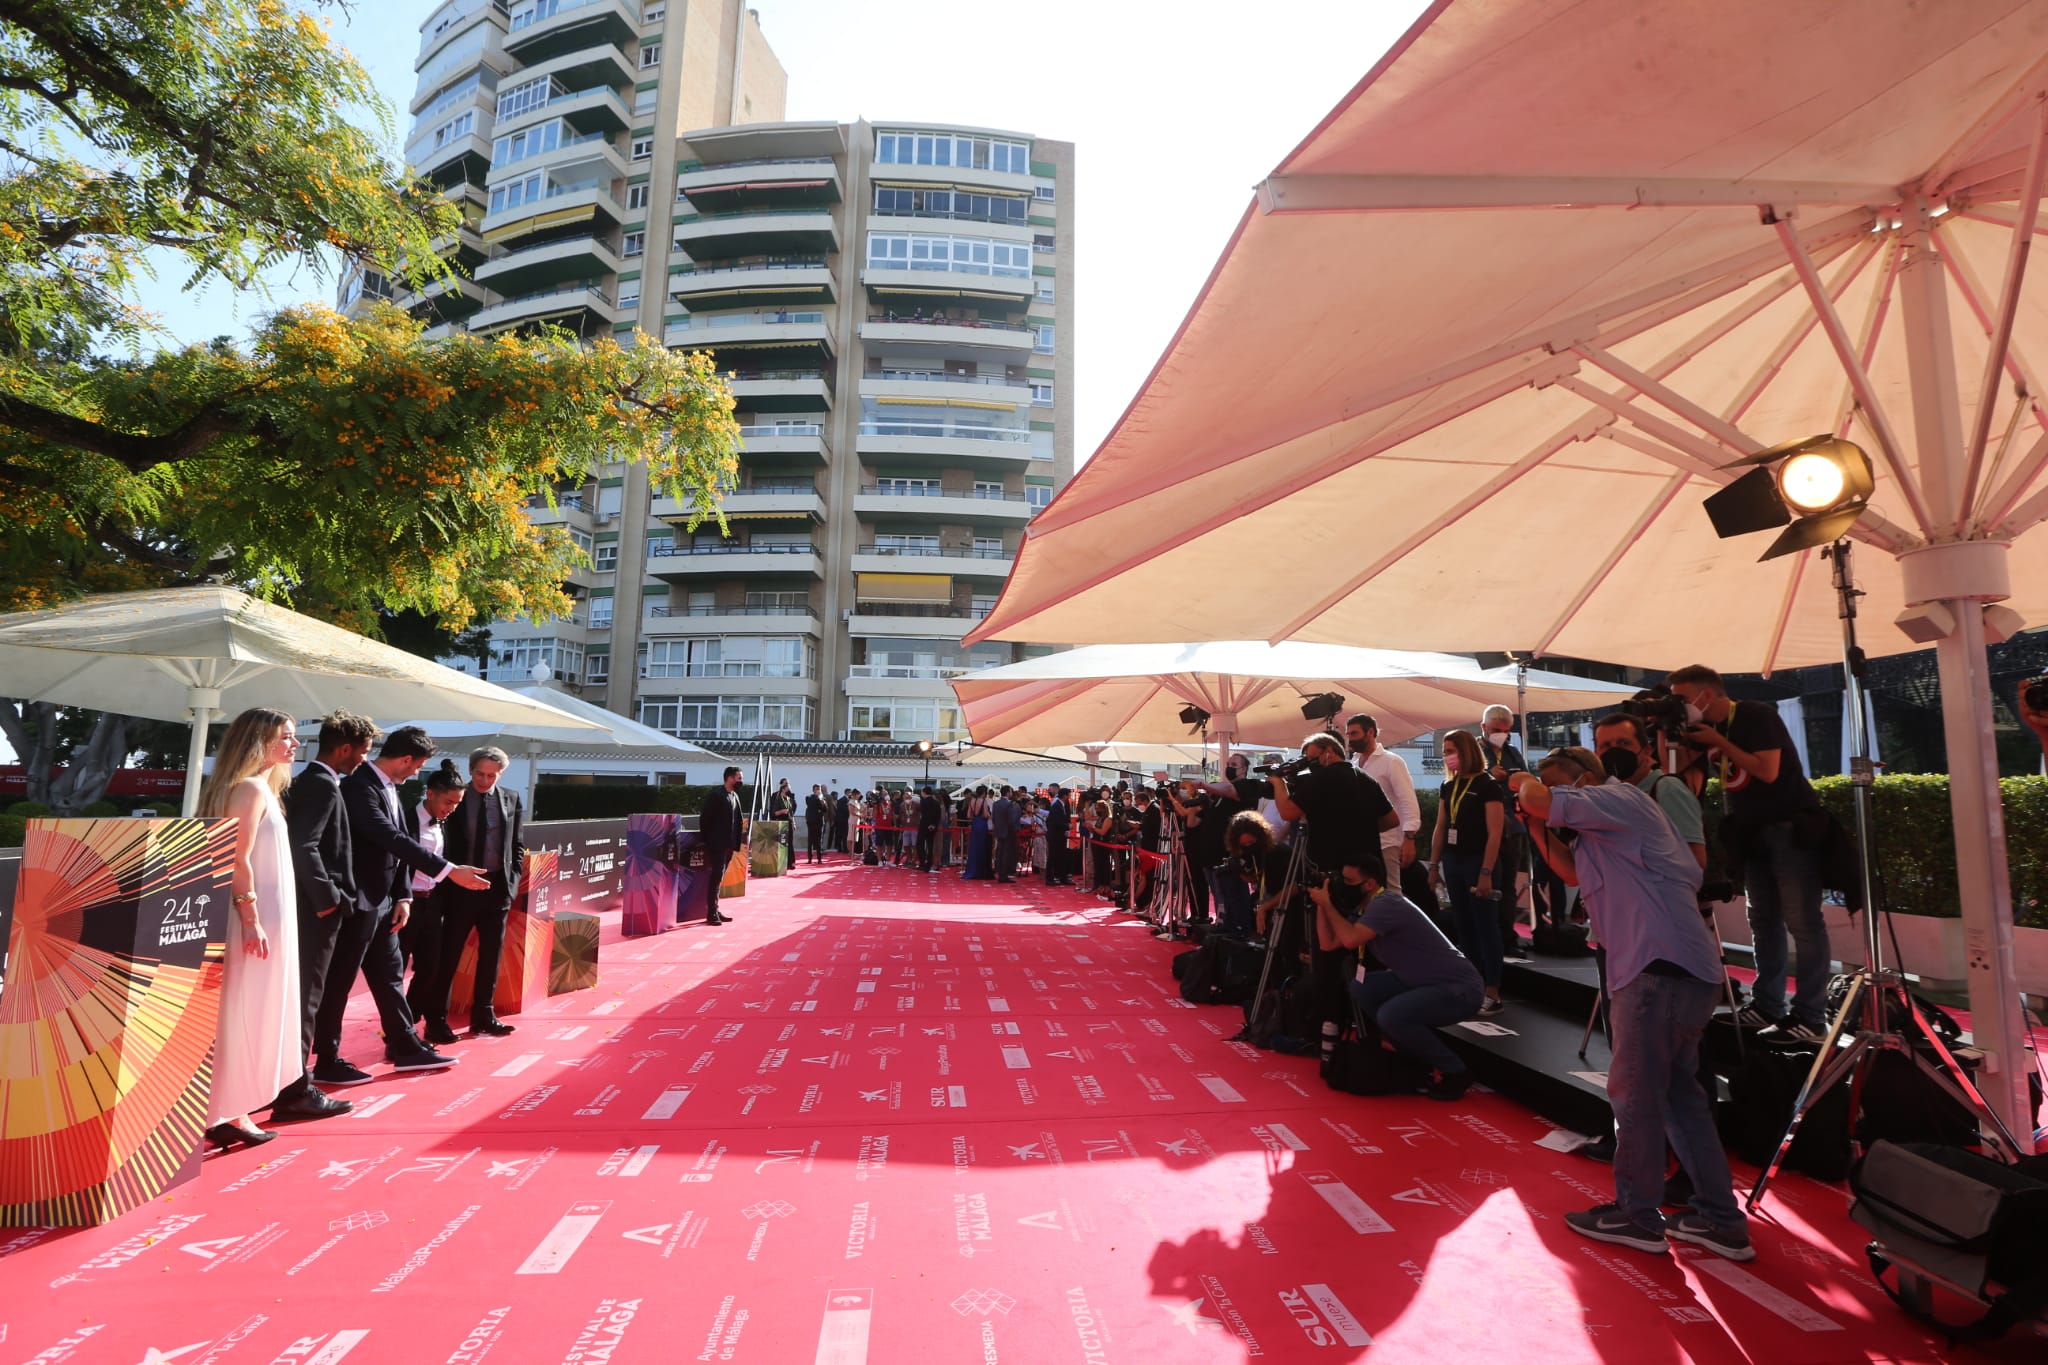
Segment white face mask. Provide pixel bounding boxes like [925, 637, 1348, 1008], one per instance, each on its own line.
[1484, 730, 1509, 748]
[1683, 701, 1706, 726]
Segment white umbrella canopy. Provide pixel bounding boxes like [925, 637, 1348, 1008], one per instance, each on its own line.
[968, 0, 2047, 1141]
[950, 642, 1638, 752]
[391, 681, 724, 799]
[0, 587, 606, 814]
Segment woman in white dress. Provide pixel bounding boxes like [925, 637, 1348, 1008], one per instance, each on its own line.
[197, 707, 303, 1151]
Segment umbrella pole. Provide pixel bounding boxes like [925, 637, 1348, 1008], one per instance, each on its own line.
[179, 686, 222, 818]
[525, 739, 545, 809]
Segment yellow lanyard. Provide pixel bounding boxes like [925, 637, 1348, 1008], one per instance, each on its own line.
[1445, 777, 1476, 824]
[1713, 710, 1736, 785]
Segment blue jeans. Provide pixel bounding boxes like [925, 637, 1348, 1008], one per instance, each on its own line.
[1442, 850, 1503, 988]
[1607, 972, 1743, 1234]
[1208, 868, 1255, 938]
[1743, 819, 1829, 1025]
[1351, 971, 1481, 1077]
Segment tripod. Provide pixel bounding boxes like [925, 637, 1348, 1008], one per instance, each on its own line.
[1230, 828, 1311, 1044]
[1747, 541, 2026, 1210]
[1149, 813, 1198, 938]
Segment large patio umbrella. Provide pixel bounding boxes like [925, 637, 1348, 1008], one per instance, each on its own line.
[0, 587, 605, 815]
[392, 680, 725, 800]
[966, 0, 2048, 1138]
[937, 739, 1219, 775]
[950, 642, 1637, 756]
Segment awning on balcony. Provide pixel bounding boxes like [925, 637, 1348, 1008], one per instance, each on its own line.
[690, 179, 831, 194]
[482, 204, 595, 244]
[855, 573, 951, 604]
[873, 396, 1017, 411]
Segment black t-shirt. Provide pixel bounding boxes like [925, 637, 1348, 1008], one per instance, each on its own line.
[1288, 759, 1393, 872]
[1137, 803, 1163, 849]
[1715, 699, 1818, 823]
[1438, 772, 1506, 856]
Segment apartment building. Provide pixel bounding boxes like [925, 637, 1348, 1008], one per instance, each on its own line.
[353, 0, 1074, 748]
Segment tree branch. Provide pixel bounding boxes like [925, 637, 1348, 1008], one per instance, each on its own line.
[91, 519, 232, 576]
[0, 73, 90, 137]
[0, 389, 251, 471]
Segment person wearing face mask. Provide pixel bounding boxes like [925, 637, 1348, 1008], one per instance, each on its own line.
[1479, 704, 1535, 959]
[1427, 728, 1507, 1016]
[1664, 664, 1826, 1042]
[1508, 752, 1752, 1264]
[1347, 713, 1420, 892]
[1592, 714, 1706, 872]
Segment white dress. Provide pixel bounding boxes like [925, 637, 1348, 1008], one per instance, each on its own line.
[212, 781, 302, 1122]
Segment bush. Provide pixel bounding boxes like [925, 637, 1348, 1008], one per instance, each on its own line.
[0, 814, 24, 848]
[1806, 774, 2048, 929]
[533, 783, 727, 821]
[81, 800, 122, 818]
[6, 800, 52, 818]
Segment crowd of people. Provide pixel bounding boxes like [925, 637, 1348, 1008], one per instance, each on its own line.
[197, 708, 525, 1150]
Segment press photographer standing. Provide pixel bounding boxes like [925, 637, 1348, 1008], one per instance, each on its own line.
[1428, 729, 1507, 1016]
[1270, 733, 1399, 874]
[1665, 664, 1825, 1040]
[1510, 754, 1752, 1262]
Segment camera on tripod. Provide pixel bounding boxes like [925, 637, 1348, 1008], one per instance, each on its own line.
[1254, 756, 1316, 781]
[2024, 674, 2048, 711]
[1621, 686, 1692, 742]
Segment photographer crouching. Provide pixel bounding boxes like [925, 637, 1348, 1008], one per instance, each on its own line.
[1509, 751, 1753, 1262]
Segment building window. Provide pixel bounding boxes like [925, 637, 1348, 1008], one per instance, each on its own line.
[1034, 184, 1056, 201]
[631, 136, 654, 160]
[845, 697, 965, 743]
[865, 232, 1031, 279]
[634, 87, 657, 114]
[589, 597, 614, 628]
[567, 527, 594, 556]
[746, 590, 809, 610]
[586, 652, 610, 685]
[621, 231, 645, 257]
[642, 2, 665, 21]
[1029, 382, 1053, 405]
[638, 695, 812, 740]
[639, 42, 662, 67]
[873, 533, 940, 554]
[495, 75, 563, 122]
[645, 532, 675, 556]
[973, 536, 1003, 556]
[871, 186, 1027, 225]
[617, 283, 640, 308]
[492, 636, 584, 682]
[593, 542, 618, 571]
[626, 183, 650, 210]
[1032, 233, 1056, 254]
[972, 481, 1004, 499]
[875, 131, 1029, 175]
[1025, 484, 1052, 511]
[491, 118, 562, 168]
[488, 172, 545, 215]
[1036, 281, 1054, 302]
[1034, 324, 1055, 354]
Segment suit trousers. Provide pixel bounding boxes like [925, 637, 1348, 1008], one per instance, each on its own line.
[319, 902, 420, 1061]
[807, 818, 825, 862]
[704, 846, 730, 920]
[430, 881, 511, 1023]
[285, 900, 348, 1096]
[993, 833, 1017, 881]
[401, 886, 449, 1019]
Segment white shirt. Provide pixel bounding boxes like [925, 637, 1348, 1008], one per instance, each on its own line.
[1354, 745, 1421, 840]
[412, 801, 446, 895]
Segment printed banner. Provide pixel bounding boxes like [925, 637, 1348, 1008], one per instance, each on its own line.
[749, 820, 788, 879]
[525, 817, 627, 917]
[622, 815, 677, 937]
[0, 817, 233, 1226]
[449, 849, 571, 1017]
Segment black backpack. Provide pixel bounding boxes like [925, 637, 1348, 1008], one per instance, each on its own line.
[1177, 938, 1257, 1006]
[1322, 1035, 1429, 1095]
[1717, 1043, 1853, 1182]
[862, 846, 880, 866]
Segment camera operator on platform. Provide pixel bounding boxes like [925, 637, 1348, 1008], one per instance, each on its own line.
[1664, 664, 1826, 1041]
[1509, 751, 1754, 1263]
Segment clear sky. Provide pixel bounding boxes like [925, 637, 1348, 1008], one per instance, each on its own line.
[126, 0, 1430, 460]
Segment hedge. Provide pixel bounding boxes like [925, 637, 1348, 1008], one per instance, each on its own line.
[0, 814, 24, 848]
[533, 783, 729, 821]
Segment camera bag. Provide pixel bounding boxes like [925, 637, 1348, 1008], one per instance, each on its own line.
[1849, 1140, 2048, 1341]
[862, 846, 880, 866]
[1321, 1036, 1430, 1096]
[1717, 1043, 1853, 1181]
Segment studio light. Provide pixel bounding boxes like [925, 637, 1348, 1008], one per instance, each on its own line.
[1703, 434, 1874, 561]
[913, 739, 933, 757]
[1177, 704, 1211, 730]
[1299, 692, 1345, 723]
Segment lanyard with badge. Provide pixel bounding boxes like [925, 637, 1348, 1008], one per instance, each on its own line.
[1444, 776, 1475, 845]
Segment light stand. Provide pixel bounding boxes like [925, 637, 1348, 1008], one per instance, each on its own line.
[1747, 539, 2026, 1209]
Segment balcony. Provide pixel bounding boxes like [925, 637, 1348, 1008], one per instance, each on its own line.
[677, 157, 842, 211]
[655, 480, 824, 523]
[480, 181, 624, 246]
[521, 492, 592, 524]
[868, 157, 1034, 197]
[505, 42, 634, 100]
[854, 419, 1039, 468]
[726, 369, 832, 412]
[503, 0, 636, 65]
[487, 134, 628, 192]
[407, 115, 494, 186]
[853, 485, 1033, 523]
[845, 604, 990, 638]
[493, 84, 631, 138]
[850, 544, 1014, 579]
[644, 605, 821, 635]
[861, 370, 1033, 407]
[665, 312, 832, 359]
[468, 281, 621, 337]
[475, 231, 622, 293]
[406, 273, 490, 322]
[669, 257, 835, 310]
[682, 120, 847, 166]
[858, 315, 1037, 356]
[672, 207, 839, 259]
[647, 542, 824, 579]
[862, 265, 1035, 312]
[844, 662, 972, 681]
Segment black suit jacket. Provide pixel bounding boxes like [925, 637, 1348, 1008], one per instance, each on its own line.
[1044, 798, 1070, 841]
[805, 793, 825, 825]
[285, 762, 360, 917]
[444, 784, 526, 910]
[700, 786, 743, 856]
[341, 763, 451, 914]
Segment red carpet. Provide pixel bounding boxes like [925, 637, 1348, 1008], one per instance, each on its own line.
[3, 860, 2039, 1364]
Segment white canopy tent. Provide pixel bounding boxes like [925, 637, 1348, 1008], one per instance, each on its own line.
[392, 680, 724, 802]
[967, 0, 2048, 1141]
[949, 642, 1638, 758]
[0, 588, 605, 815]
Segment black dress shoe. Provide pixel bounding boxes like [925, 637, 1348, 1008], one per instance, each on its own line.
[423, 1018, 460, 1046]
[706, 911, 729, 925]
[203, 1121, 279, 1151]
[269, 1089, 353, 1121]
[469, 1017, 516, 1038]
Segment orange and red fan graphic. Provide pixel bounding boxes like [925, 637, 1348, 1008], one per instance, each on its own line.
[0, 818, 233, 1226]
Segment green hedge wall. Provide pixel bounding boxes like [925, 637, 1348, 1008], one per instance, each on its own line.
[533, 783, 729, 821]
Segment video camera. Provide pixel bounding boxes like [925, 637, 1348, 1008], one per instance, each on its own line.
[2025, 674, 2048, 712]
[1621, 686, 1692, 742]
[1253, 756, 1316, 781]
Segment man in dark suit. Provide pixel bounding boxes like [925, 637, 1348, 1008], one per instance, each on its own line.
[990, 785, 1019, 884]
[916, 785, 941, 872]
[701, 766, 744, 925]
[272, 710, 379, 1122]
[424, 745, 527, 1041]
[1043, 787, 1071, 886]
[805, 784, 826, 864]
[321, 726, 487, 1084]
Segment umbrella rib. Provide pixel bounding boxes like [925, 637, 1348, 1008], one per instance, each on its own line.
[1723, 237, 1884, 424]
[1759, 551, 1812, 679]
[1104, 680, 1168, 741]
[1572, 344, 1765, 454]
[1774, 214, 1937, 537]
[1993, 477, 2048, 533]
[1263, 426, 1585, 644]
[1981, 426, 2048, 532]
[1959, 100, 2048, 530]
[1531, 472, 1692, 657]
[1828, 239, 1904, 440]
[1024, 208, 1875, 539]
[1938, 233, 2048, 429]
[1926, 47, 2048, 196]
